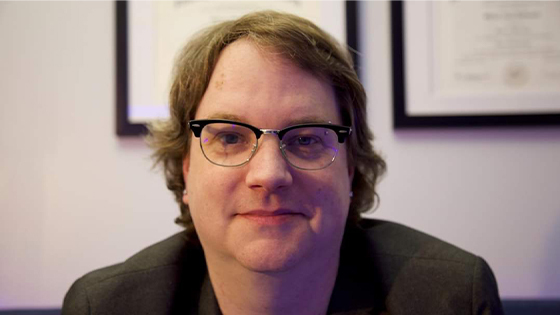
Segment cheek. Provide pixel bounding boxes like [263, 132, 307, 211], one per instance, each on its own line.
[309, 170, 352, 221]
[186, 153, 239, 226]
[186, 169, 227, 249]
[331, 164, 353, 215]
[185, 152, 216, 222]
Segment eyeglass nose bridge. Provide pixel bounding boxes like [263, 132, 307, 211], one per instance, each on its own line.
[257, 129, 280, 137]
[252, 129, 284, 153]
[252, 129, 302, 169]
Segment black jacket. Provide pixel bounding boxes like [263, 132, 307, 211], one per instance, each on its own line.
[62, 219, 503, 314]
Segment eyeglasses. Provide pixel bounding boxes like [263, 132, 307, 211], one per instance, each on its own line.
[188, 119, 352, 170]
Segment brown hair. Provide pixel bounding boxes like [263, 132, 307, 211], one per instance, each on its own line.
[148, 10, 386, 237]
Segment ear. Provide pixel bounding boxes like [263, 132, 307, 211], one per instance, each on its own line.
[182, 156, 190, 205]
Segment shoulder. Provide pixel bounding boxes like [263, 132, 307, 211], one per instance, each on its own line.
[70, 231, 194, 288]
[357, 219, 477, 263]
[340, 219, 504, 314]
[62, 232, 205, 315]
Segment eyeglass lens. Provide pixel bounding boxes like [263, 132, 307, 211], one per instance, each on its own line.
[199, 122, 340, 170]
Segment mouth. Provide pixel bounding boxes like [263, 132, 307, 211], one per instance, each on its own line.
[237, 209, 306, 225]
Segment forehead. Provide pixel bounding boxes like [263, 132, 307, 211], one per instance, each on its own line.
[195, 39, 341, 127]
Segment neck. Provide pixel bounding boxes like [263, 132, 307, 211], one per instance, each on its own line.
[205, 251, 340, 315]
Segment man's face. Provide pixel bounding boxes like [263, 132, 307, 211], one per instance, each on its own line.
[183, 40, 353, 273]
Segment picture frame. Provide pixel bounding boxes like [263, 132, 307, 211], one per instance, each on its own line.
[391, 1, 560, 128]
[116, 1, 358, 136]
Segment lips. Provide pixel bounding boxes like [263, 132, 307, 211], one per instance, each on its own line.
[237, 209, 305, 225]
[242, 209, 300, 216]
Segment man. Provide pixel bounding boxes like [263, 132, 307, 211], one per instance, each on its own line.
[63, 11, 503, 314]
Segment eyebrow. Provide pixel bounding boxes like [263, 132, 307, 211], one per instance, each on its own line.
[204, 113, 332, 127]
[289, 116, 331, 125]
[206, 113, 245, 121]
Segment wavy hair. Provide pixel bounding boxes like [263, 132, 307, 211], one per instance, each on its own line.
[147, 11, 386, 237]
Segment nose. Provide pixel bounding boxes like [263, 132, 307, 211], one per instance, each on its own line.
[245, 136, 293, 193]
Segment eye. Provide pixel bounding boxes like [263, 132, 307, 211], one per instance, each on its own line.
[296, 136, 318, 146]
[218, 133, 243, 145]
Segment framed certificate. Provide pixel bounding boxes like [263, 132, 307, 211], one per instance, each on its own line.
[116, 1, 358, 136]
[391, 1, 560, 128]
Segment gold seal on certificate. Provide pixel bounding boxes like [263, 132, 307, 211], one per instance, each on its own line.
[504, 63, 530, 89]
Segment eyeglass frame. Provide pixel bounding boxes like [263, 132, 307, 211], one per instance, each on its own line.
[188, 119, 352, 170]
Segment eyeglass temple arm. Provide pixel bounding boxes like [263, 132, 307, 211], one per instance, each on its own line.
[189, 122, 203, 137]
[336, 128, 352, 143]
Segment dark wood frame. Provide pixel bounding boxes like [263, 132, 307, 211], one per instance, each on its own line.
[116, 1, 359, 136]
[391, 1, 560, 129]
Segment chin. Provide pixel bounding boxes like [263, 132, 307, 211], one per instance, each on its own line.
[234, 239, 310, 273]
